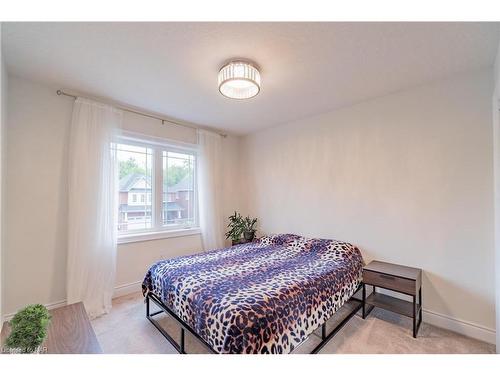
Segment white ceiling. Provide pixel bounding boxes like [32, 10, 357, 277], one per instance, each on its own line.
[2, 22, 500, 135]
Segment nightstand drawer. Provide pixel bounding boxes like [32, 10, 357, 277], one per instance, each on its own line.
[363, 270, 416, 295]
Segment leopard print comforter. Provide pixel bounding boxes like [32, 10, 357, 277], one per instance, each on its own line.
[142, 234, 364, 354]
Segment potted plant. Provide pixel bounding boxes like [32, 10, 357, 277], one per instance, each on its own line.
[226, 211, 244, 245]
[5, 304, 51, 354]
[242, 215, 258, 242]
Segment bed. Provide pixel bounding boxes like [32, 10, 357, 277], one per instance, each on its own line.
[142, 233, 364, 354]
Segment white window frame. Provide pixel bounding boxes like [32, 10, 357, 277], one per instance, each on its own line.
[115, 133, 200, 244]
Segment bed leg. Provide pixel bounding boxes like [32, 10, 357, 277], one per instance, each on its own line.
[362, 283, 366, 318]
[146, 294, 150, 317]
[180, 328, 185, 354]
[321, 323, 326, 340]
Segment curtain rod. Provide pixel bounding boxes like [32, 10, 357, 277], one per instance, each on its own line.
[56, 89, 227, 138]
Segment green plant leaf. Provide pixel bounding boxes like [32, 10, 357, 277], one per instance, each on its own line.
[225, 212, 258, 241]
[6, 304, 51, 353]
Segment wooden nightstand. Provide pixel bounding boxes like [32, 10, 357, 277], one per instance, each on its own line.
[362, 260, 422, 338]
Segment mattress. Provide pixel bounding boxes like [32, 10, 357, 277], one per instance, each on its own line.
[142, 233, 364, 354]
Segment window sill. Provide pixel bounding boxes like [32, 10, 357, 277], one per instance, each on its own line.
[117, 228, 201, 244]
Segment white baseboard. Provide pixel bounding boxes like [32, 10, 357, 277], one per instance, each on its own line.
[113, 280, 143, 298]
[422, 308, 496, 345]
[2, 282, 142, 322]
[373, 287, 496, 345]
[3, 299, 67, 322]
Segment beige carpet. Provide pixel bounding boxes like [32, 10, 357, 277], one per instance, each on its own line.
[91, 292, 495, 354]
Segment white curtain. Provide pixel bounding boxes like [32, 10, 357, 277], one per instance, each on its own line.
[67, 98, 122, 319]
[197, 129, 224, 250]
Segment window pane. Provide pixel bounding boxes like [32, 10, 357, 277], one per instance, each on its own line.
[162, 151, 196, 226]
[117, 144, 153, 233]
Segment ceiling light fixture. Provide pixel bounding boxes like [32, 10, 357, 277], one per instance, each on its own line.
[218, 60, 261, 99]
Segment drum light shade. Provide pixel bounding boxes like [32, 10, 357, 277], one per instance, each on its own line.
[218, 61, 261, 99]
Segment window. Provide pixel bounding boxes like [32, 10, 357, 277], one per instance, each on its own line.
[162, 151, 196, 227]
[116, 143, 152, 232]
[114, 136, 198, 238]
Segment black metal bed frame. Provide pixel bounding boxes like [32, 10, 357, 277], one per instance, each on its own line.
[145, 284, 363, 354]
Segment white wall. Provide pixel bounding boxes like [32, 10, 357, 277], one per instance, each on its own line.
[0, 23, 5, 331]
[4, 76, 72, 315]
[492, 41, 500, 352]
[2, 74, 242, 316]
[242, 69, 496, 343]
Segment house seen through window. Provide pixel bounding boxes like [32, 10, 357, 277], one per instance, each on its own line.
[115, 139, 197, 236]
